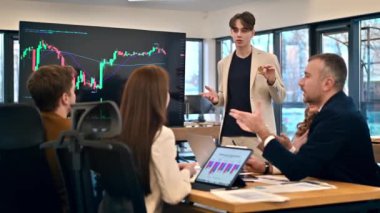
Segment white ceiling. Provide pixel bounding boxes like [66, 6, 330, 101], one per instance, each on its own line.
[19, 0, 254, 12]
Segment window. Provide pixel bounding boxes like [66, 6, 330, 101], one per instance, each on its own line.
[0, 31, 18, 103]
[216, 30, 309, 136]
[320, 29, 349, 94]
[218, 33, 274, 59]
[220, 38, 234, 59]
[185, 39, 206, 122]
[216, 14, 380, 137]
[361, 17, 380, 136]
[280, 28, 309, 138]
[185, 39, 203, 95]
[252, 33, 273, 53]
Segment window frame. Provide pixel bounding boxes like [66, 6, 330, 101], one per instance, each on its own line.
[185, 38, 204, 95]
[0, 30, 18, 103]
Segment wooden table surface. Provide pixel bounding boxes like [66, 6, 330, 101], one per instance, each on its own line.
[188, 179, 380, 212]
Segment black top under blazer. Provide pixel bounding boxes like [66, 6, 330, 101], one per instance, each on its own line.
[264, 91, 380, 186]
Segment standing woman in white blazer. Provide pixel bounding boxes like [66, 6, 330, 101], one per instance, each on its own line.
[101, 65, 196, 213]
[203, 11, 286, 161]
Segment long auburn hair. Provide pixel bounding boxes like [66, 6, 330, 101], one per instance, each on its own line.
[295, 106, 318, 137]
[119, 65, 169, 195]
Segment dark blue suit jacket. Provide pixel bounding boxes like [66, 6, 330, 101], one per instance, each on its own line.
[264, 91, 380, 186]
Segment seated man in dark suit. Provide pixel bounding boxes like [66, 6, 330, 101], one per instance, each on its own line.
[230, 53, 380, 187]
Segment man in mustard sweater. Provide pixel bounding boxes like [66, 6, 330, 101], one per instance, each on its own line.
[27, 64, 77, 212]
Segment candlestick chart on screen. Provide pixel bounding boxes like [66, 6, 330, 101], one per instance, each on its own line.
[19, 21, 186, 126]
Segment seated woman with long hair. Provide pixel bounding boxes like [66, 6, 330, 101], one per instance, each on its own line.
[102, 65, 196, 213]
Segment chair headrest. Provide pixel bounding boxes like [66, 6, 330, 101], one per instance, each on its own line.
[71, 101, 121, 139]
[0, 104, 44, 150]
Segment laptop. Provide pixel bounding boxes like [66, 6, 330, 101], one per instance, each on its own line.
[192, 146, 252, 191]
[187, 133, 216, 167]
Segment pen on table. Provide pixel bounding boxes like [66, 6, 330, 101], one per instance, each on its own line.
[302, 180, 332, 187]
[280, 181, 296, 185]
[303, 180, 321, 185]
[280, 180, 331, 187]
[232, 139, 237, 146]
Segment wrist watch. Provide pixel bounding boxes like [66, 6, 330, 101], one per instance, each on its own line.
[263, 161, 270, 174]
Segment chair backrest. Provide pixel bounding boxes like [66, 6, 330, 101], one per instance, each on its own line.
[71, 101, 122, 139]
[85, 141, 147, 213]
[54, 132, 100, 213]
[46, 101, 146, 213]
[0, 103, 44, 149]
[0, 103, 61, 212]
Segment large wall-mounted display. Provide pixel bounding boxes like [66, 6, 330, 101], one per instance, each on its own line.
[19, 21, 185, 126]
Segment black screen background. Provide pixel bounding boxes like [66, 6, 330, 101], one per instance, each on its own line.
[19, 21, 185, 126]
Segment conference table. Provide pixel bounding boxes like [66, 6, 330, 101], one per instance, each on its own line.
[169, 130, 380, 211]
[186, 178, 380, 212]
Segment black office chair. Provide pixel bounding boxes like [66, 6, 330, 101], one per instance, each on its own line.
[42, 101, 146, 213]
[45, 130, 99, 213]
[0, 103, 61, 213]
[87, 140, 146, 213]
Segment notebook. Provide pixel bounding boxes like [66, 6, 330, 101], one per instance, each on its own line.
[192, 146, 252, 191]
[187, 133, 216, 167]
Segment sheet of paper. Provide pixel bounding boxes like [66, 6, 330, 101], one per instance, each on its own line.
[254, 181, 336, 193]
[254, 175, 290, 184]
[211, 188, 289, 203]
[242, 177, 257, 182]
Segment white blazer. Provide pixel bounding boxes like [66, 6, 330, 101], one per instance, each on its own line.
[145, 126, 191, 213]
